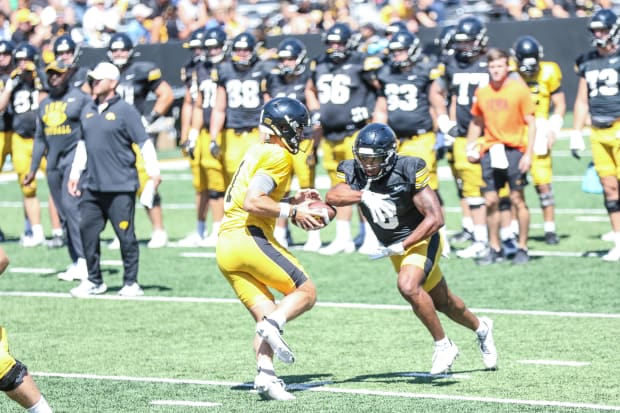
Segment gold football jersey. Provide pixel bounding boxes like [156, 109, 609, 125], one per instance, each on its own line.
[521, 61, 563, 119]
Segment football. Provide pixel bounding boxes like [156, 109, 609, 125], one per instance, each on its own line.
[307, 201, 337, 225]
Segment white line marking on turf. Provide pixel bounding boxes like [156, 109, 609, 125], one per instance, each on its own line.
[101, 260, 123, 266]
[31, 372, 620, 411]
[8, 267, 57, 274]
[399, 372, 472, 379]
[179, 252, 216, 258]
[1, 291, 619, 318]
[576, 216, 610, 222]
[519, 360, 591, 367]
[151, 400, 221, 407]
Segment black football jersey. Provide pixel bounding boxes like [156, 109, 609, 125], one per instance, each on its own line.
[0, 73, 12, 132]
[213, 60, 267, 130]
[116, 61, 164, 115]
[310, 51, 382, 141]
[196, 63, 217, 129]
[266, 69, 309, 103]
[337, 155, 430, 245]
[575, 49, 620, 122]
[377, 58, 435, 137]
[8, 69, 45, 138]
[443, 55, 489, 136]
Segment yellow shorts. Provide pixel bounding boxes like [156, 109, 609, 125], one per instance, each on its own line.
[389, 233, 443, 292]
[590, 124, 620, 179]
[531, 152, 553, 186]
[452, 137, 484, 199]
[216, 227, 310, 308]
[397, 131, 438, 190]
[0, 327, 17, 380]
[0, 131, 11, 171]
[190, 130, 225, 193]
[322, 133, 357, 186]
[222, 128, 261, 186]
[12, 133, 37, 197]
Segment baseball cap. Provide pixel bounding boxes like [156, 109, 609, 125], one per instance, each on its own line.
[88, 62, 120, 81]
[45, 60, 70, 74]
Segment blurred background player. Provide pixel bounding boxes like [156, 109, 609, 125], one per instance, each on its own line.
[52, 34, 91, 94]
[209, 32, 268, 185]
[0, 247, 53, 412]
[107, 33, 173, 249]
[512, 35, 565, 245]
[0, 40, 14, 243]
[180, 27, 228, 247]
[265, 37, 322, 251]
[572, 9, 620, 261]
[305, 22, 385, 255]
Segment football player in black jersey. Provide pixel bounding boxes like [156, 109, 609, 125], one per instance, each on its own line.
[181, 27, 228, 248]
[0, 41, 12, 244]
[325, 122, 498, 375]
[107, 32, 174, 249]
[265, 37, 322, 251]
[0, 42, 49, 248]
[306, 22, 385, 255]
[573, 8, 620, 261]
[209, 31, 268, 186]
[52, 34, 90, 94]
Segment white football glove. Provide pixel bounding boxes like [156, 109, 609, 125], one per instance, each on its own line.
[569, 130, 585, 159]
[369, 242, 405, 260]
[361, 190, 396, 224]
[466, 141, 480, 161]
[437, 114, 459, 137]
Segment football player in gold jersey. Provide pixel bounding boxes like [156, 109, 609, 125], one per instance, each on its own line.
[215, 97, 326, 401]
[512, 35, 566, 245]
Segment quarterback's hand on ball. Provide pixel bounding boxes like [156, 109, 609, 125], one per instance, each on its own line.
[292, 205, 325, 231]
[361, 190, 396, 223]
[291, 188, 321, 205]
[369, 242, 405, 260]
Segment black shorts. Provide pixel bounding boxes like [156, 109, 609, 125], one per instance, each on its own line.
[480, 147, 528, 193]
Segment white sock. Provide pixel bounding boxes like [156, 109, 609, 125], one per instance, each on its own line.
[197, 220, 206, 238]
[614, 232, 620, 249]
[267, 310, 287, 330]
[257, 356, 275, 374]
[27, 395, 52, 413]
[475, 319, 489, 336]
[434, 336, 451, 348]
[32, 224, 44, 238]
[335, 220, 351, 242]
[462, 216, 474, 232]
[473, 225, 488, 244]
[273, 226, 286, 242]
[52, 228, 63, 237]
[306, 229, 321, 243]
[210, 221, 221, 237]
[362, 223, 378, 245]
[500, 226, 514, 241]
[544, 221, 556, 233]
[510, 219, 519, 236]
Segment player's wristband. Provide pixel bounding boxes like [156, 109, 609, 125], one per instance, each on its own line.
[279, 203, 291, 219]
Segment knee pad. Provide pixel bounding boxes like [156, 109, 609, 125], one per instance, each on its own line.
[434, 189, 444, 207]
[152, 192, 162, 207]
[498, 197, 512, 212]
[467, 197, 485, 209]
[0, 360, 27, 392]
[539, 191, 555, 208]
[604, 198, 620, 213]
[208, 190, 225, 199]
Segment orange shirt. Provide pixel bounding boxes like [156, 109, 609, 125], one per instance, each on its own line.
[471, 78, 535, 153]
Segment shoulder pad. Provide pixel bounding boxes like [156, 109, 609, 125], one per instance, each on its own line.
[363, 56, 383, 72]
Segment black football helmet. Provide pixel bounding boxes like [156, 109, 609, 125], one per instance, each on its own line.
[435, 25, 456, 57]
[259, 97, 310, 154]
[204, 26, 228, 64]
[353, 123, 398, 180]
[277, 38, 307, 76]
[107, 32, 134, 67]
[13, 42, 37, 62]
[0, 40, 14, 69]
[323, 23, 354, 63]
[231, 32, 258, 68]
[385, 20, 408, 37]
[53, 35, 76, 55]
[388, 31, 422, 69]
[185, 29, 206, 63]
[512, 35, 543, 76]
[454, 16, 488, 62]
[589, 8, 620, 48]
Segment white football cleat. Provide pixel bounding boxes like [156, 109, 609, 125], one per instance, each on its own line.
[147, 230, 168, 249]
[199, 233, 218, 247]
[601, 231, 615, 242]
[177, 232, 205, 247]
[256, 318, 294, 364]
[319, 239, 355, 255]
[602, 246, 620, 262]
[357, 231, 380, 255]
[57, 262, 87, 282]
[20, 233, 45, 248]
[118, 283, 144, 297]
[254, 370, 295, 401]
[430, 340, 459, 375]
[70, 280, 107, 297]
[477, 317, 498, 370]
[456, 241, 487, 259]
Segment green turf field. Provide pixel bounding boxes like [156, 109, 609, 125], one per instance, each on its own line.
[0, 133, 618, 412]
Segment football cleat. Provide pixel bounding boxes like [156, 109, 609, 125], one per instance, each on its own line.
[511, 248, 529, 265]
[118, 283, 144, 297]
[47, 234, 66, 249]
[477, 317, 498, 370]
[177, 232, 206, 247]
[256, 318, 295, 364]
[20, 233, 45, 248]
[319, 239, 355, 255]
[501, 237, 518, 258]
[450, 228, 473, 243]
[601, 231, 615, 242]
[544, 232, 560, 245]
[430, 340, 459, 375]
[476, 248, 504, 266]
[456, 241, 487, 259]
[147, 230, 168, 249]
[254, 369, 295, 401]
[70, 280, 107, 297]
[602, 246, 620, 262]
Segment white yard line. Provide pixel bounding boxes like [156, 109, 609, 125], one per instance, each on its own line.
[151, 400, 221, 407]
[8, 267, 57, 274]
[31, 371, 620, 411]
[1, 291, 618, 318]
[518, 360, 591, 367]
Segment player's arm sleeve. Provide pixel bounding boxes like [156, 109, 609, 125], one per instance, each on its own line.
[248, 173, 276, 195]
[406, 157, 430, 191]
